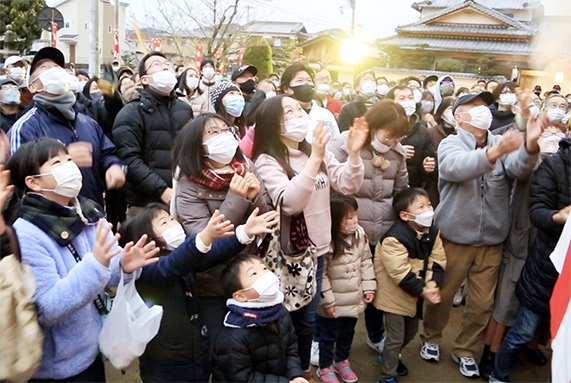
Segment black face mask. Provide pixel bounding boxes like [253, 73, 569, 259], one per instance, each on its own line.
[290, 84, 315, 103]
[239, 79, 257, 94]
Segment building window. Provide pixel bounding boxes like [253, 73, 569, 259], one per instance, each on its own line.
[85, 23, 88, 29]
[108, 25, 112, 33]
[168, 39, 175, 46]
[134, 42, 138, 47]
[65, 22, 70, 28]
[274, 38, 282, 47]
[182, 39, 190, 46]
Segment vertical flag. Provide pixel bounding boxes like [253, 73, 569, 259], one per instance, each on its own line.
[196, 45, 203, 69]
[113, 29, 120, 61]
[238, 48, 246, 65]
[214, 48, 223, 60]
[151, 38, 162, 52]
[52, 23, 58, 48]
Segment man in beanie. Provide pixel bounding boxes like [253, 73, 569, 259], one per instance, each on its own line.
[112, 51, 193, 217]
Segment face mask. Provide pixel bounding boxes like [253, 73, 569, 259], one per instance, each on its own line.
[1, 88, 21, 105]
[204, 131, 239, 165]
[563, 113, 571, 125]
[224, 94, 245, 117]
[186, 76, 199, 90]
[412, 88, 422, 103]
[334, 91, 342, 100]
[461, 105, 492, 130]
[78, 80, 88, 92]
[408, 210, 434, 228]
[34, 161, 83, 198]
[159, 223, 186, 251]
[240, 271, 280, 303]
[400, 100, 416, 116]
[272, 80, 280, 88]
[421, 100, 434, 113]
[8, 67, 24, 82]
[360, 80, 377, 97]
[146, 70, 177, 94]
[316, 83, 331, 95]
[341, 223, 358, 235]
[90, 91, 104, 101]
[441, 84, 454, 97]
[214, 74, 223, 83]
[499, 93, 517, 107]
[529, 105, 541, 119]
[34, 67, 70, 95]
[371, 138, 392, 154]
[290, 84, 314, 103]
[547, 108, 566, 123]
[202, 67, 215, 79]
[68, 75, 82, 93]
[239, 79, 257, 94]
[428, 85, 437, 95]
[443, 110, 456, 126]
[539, 133, 565, 155]
[282, 113, 310, 142]
[265, 91, 276, 99]
[377, 84, 389, 96]
[112, 66, 120, 72]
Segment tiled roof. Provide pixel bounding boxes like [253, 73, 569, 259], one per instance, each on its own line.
[412, 0, 540, 11]
[380, 35, 532, 55]
[397, 23, 534, 36]
[244, 21, 307, 35]
[370, 66, 507, 81]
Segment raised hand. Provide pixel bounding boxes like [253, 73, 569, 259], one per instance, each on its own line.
[310, 120, 329, 163]
[243, 207, 279, 237]
[120, 234, 160, 273]
[199, 210, 234, 247]
[347, 117, 369, 164]
[488, 129, 524, 163]
[229, 173, 249, 199]
[92, 219, 121, 268]
[403, 145, 415, 159]
[67, 142, 93, 168]
[0, 166, 14, 235]
[244, 172, 261, 201]
[105, 165, 126, 190]
[526, 112, 549, 153]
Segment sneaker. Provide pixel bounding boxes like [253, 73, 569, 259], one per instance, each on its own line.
[396, 361, 408, 376]
[317, 366, 340, 383]
[333, 360, 358, 383]
[367, 337, 385, 354]
[523, 347, 547, 366]
[376, 378, 398, 383]
[453, 287, 464, 307]
[452, 354, 480, 379]
[420, 342, 440, 362]
[489, 371, 511, 383]
[478, 352, 495, 380]
[310, 341, 320, 367]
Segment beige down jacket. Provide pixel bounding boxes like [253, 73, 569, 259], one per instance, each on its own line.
[317, 226, 377, 318]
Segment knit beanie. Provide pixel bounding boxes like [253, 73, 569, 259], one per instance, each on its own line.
[210, 80, 240, 113]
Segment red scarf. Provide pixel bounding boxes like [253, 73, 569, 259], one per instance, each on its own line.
[188, 159, 249, 190]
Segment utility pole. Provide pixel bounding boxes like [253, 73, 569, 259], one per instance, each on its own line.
[89, 0, 100, 77]
[350, 0, 356, 36]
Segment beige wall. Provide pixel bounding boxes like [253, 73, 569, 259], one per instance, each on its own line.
[438, 11, 503, 25]
[542, 0, 571, 17]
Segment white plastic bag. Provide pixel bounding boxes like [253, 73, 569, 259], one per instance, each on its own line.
[99, 271, 163, 369]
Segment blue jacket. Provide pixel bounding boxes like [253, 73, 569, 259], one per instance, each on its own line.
[8, 102, 123, 206]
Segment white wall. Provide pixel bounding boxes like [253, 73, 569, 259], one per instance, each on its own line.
[542, 0, 571, 17]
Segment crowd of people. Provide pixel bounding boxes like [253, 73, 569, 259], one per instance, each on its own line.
[0, 45, 568, 383]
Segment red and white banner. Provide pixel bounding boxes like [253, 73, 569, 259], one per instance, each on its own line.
[550, 216, 571, 383]
[52, 23, 58, 48]
[196, 45, 203, 69]
[113, 29, 120, 61]
[151, 38, 162, 52]
[214, 48, 223, 60]
[238, 48, 246, 64]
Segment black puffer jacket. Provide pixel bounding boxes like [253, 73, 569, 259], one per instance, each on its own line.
[400, 118, 436, 188]
[112, 88, 193, 207]
[515, 138, 569, 316]
[211, 307, 303, 382]
[338, 95, 368, 132]
[489, 104, 515, 134]
[77, 90, 124, 137]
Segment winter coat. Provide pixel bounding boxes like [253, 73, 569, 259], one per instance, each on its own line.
[76, 91, 123, 136]
[400, 118, 436, 188]
[324, 96, 342, 117]
[337, 95, 368, 132]
[515, 139, 570, 316]
[211, 306, 303, 382]
[8, 103, 123, 207]
[427, 122, 455, 154]
[137, 234, 245, 383]
[0, 107, 25, 133]
[435, 127, 539, 246]
[318, 226, 376, 318]
[178, 90, 209, 117]
[426, 121, 455, 206]
[243, 90, 267, 127]
[112, 88, 193, 207]
[489, 104, 515, 134]
[373, 220, 446, 318]
[329, 135, 409, 245]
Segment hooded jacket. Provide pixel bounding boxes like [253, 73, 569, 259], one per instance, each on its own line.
[489, 104, 515, 134]
[112, 88, 193, 207]
[432, 76, 454, 114]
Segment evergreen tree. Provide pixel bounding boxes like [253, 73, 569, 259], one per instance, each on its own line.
[0, 0, 46, 52]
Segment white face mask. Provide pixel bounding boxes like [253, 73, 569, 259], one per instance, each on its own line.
[34, 67, 70, 95]
[159, 223, 186, 251]
[408, 210, 434, 228]
[360, 80, 377, 97]
[529, 105, 541, 119]
[341, 223, 358, 235]
[68, 75, 82, 93]
[421, 100, 434, 114]
[316, 83, 331, 95]
[334, 91, 342, 100]
[443, 110, 456, 126]
[547, 108, 566, 123]
[400, 100, 416, 116]
[371, 138, 392, 154]
[240, 271, 281, 303]
[343, 88, 351, 96]
[563, 113, 571, 125]
[34, 161, 83, 198]
[499, 93, 517, 107]
[461, 105, 493, 130]
[282, 113, 310, 143]
[186, 76, 199, 90]
[377, 84, 389, 96]
[145, 70, 177, 94]
[202, 67, 215, 79]
[204, 131, 239, 165]
[412, 88, 422, 103]
[265, 90, 276, 99]
[8, 67, 24, 82]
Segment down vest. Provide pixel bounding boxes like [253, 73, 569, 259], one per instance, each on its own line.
[318, 226, 377, 318]
[515, 139, 570, 316]
[211, 307, 303, 382]
[329, 135, 409, 245]
[112, 88, 193, 207]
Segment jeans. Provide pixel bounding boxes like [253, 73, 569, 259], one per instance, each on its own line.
[494, 305, 542, 380]
[290, 256, 324, 370]
[318, 316, 358, 368]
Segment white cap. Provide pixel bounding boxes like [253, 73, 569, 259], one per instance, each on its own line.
[4, 56, 25, 69]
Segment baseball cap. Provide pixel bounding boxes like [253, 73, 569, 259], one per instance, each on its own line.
[453, 91, 495, 114]
[231, 65, 257, 82]
[29, 47, 65, 77]
[3, 56, 26, 69]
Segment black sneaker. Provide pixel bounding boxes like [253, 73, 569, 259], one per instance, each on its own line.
[523, 347, 547, 366]
[478, 352, 495, 381]
[396, 361, 408, 376]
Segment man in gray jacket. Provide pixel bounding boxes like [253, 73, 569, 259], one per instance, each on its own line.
[418, 92, 545, 379]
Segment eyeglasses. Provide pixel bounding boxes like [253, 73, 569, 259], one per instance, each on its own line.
[540, 131, 566, 139]
[147, 61, 173, 70]
[205, 126, 232, 136]
[441, 81, 454, 87]
[1, 84, 18, 91]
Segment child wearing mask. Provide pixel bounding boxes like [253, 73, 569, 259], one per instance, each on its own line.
[316, 192, 376, 383]
[118, 204, 279, 382]
[211, 254, 308, 383]
[373, 188, 446, 383]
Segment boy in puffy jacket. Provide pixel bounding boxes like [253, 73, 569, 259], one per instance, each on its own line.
[374, 188, 446, 383]
[211, 254, 307, 383]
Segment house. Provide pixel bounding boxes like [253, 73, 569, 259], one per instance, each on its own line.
[35, 0, 128, 67]
[243, 21, 309, 47]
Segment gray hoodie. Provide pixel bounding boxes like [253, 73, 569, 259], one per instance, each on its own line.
[435, 128, 539, 246]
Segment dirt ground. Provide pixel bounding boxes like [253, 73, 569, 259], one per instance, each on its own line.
[105, 306, 551, 383]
